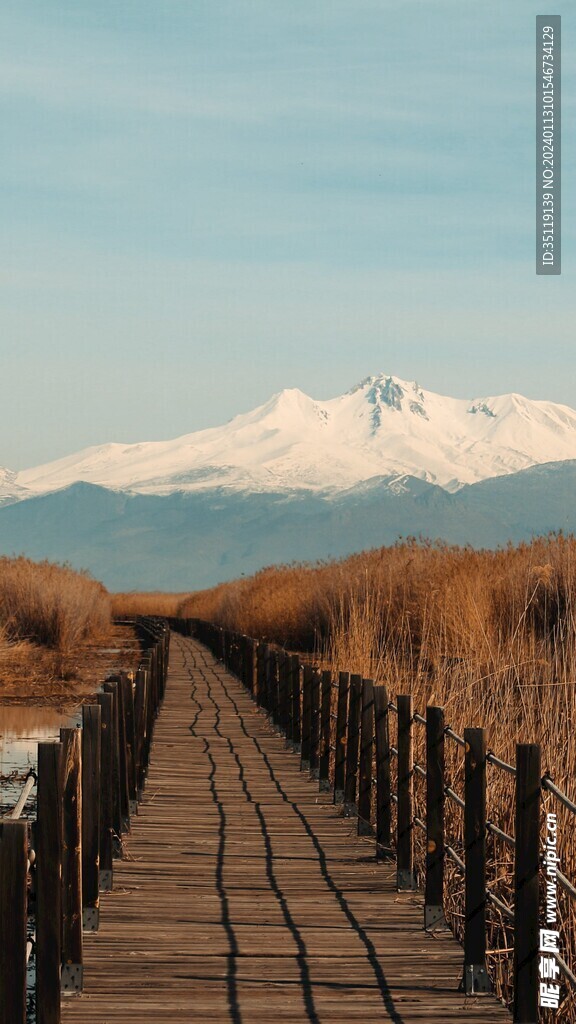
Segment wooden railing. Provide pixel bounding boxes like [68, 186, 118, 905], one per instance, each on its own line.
[172, 617, 576, 1023]
[0, 618, 169, 1024]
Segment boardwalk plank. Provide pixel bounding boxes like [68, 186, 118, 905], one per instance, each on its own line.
[62, 635, 510, 1023]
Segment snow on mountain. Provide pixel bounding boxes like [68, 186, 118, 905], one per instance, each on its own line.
[9, 374, 576, 500]
[0, 466, 28, 506]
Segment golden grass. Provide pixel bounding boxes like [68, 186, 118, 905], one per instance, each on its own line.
[0, 625, 140, 703]
[178, 564, 339, 647]
[177, 535, 576, 1016]
[111, 592, 190, 620]
[0, 556, 111, 654]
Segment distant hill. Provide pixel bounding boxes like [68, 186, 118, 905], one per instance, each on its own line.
[1, 460, 575, 590]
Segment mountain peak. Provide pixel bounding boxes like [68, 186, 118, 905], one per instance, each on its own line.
[348, 374, 428, 428]
[350, 373, 424, 401]
[6, 373, 576, 502]
[0, 466, 17, 485]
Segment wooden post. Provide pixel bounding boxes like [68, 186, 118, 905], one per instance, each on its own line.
[285, 651, 295, 747]
[244, 635, 252, 691]
[301, 664, 313, 771]
[277, 650, 288, 735]
[425, 707, 446, 929]
[262, 645, 271, 716]
[82, 705, 101, 932]
[358, 679, 375, 836]
[255, 643, 264, 707]
[397, 694, 416, 889]
[121, 673, 138, 814]
[0, 820, 28, 1024]
[238, 635, 246, 688]
[36, 742, 63, 1024]
[344, 674, 362, 816]
[114, 675, 131, 831]
[318, 670, 332, 792]
[263, 645, 272, 718]
[97, 691, 114, 891]
[248, 638, 257, 696]
[309, 667, 321, 779]
[103, 681, 123, 852]
[333, 672, 350, 803]
[513, 743, 541, 1022]
[238, 635, 246, 686]
[60, 727, 83, 993]
[258, 647, 266, 712]
[232, 633, 239, 678]
[374, 685, 392, 858]
[244, 635, 251, 690]
[236, 634, 242, 684]
[291, 655, 301, 752]
[270, 646, 278, 724]
[134, 666, 147, 795]
[462, 727, 491, 992]
[270, 650, 280, 728]
[149, 647, 159, 722]
[281, 651, 291, 738]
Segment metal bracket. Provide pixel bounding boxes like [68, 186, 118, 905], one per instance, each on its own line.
[358, 820, 375, 837]
[301, 759, 311, 772]
[461, 964, 493, 994]
[99, 868, 113, 892]
[61, 963, 83, 995]
[424, 904, 449, 930]
[292, 742, 301, 754]
[334, 788, 345, 803]
[343, 801, 357, 818]
[82, 906, 100, 932]
[310, 767, 319, 781]
[396, 868, 418, 890]
[130, 799, 138, 815]
[319, 778, 331, 792]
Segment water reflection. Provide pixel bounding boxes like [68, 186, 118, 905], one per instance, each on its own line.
[0, 705, 80, 815]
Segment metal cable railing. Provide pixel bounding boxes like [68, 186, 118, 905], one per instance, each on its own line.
[486, 820, 515, 849]
[444, 726, 466, 748]
[487, 751, 516, 776]
[542, 774, 576, 815]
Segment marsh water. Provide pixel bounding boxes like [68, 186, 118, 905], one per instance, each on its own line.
[0, 705, 81, 816]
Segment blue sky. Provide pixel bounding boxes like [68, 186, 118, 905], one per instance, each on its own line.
[1, 1, 574, 468]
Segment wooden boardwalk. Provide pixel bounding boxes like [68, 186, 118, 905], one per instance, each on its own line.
[62, 635, 510, 1023]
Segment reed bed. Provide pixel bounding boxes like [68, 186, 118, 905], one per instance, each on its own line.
[111, 591, 189, 620]
[0, 556, 111, 654]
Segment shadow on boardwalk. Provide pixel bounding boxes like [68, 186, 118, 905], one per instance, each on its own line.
[63, 635, 510, 1023]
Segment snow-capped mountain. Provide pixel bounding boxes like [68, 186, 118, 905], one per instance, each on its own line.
[6, 374, 576, 502]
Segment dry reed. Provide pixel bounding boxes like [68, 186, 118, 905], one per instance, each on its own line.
[0, 556, 111, 654]
[111, 592, 190, 620]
